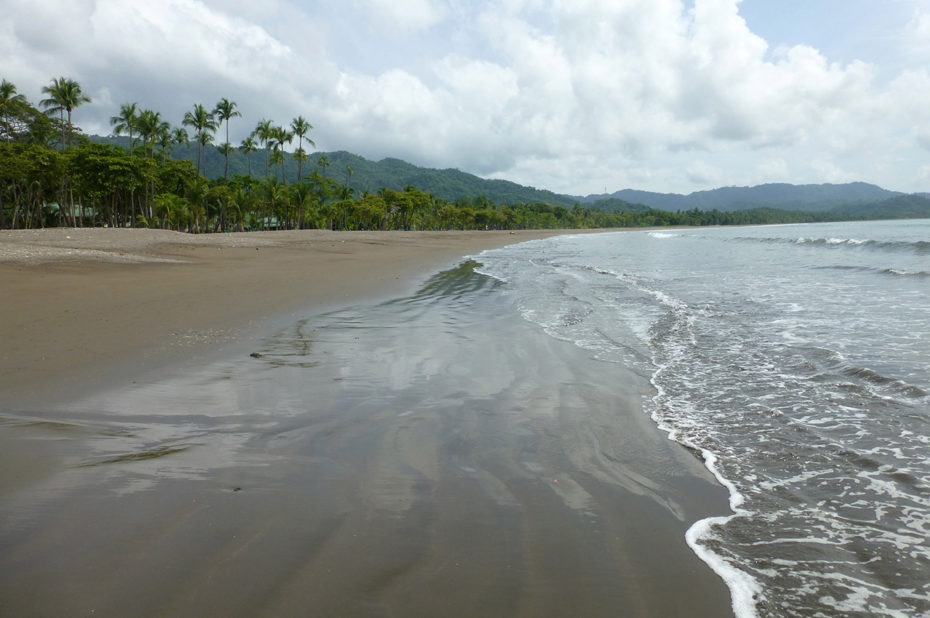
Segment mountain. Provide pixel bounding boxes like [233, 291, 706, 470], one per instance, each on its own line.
[89, 136, 921, 218]
[89, 136, 581, 207]
[830, 194, 930, 219]
[578, 182, 903, 212]
[301, 151, 579, 207]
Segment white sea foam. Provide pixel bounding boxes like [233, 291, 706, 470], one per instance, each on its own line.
[473, 221, 930, 616]
[687, 516, 761, 618]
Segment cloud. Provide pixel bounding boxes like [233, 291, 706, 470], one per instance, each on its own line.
[810, 157, 857, 184]
[356, 0, 448, 34]
[905, 7, 930, 52]
[3, 0, 929, 193]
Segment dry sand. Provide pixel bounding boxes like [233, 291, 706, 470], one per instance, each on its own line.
[0, 228, 732, 617]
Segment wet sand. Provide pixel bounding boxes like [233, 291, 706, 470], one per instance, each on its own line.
[0, 229, 733, 617]
[0, 228, 570, 404]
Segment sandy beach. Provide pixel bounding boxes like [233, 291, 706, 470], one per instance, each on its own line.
[0, 228, 571, 404]
[0, 228, 732, 617]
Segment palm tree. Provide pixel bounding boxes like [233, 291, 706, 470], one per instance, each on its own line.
[214, 98, 241, 178]
[344, 165, 355, 199]
[136, 109, 167, 158]
[173, 127, 189, 149]
[269, 146, 284, 184]
[239, 135, 257, 177]
[217, 142, 235, 177]
[1, 79, 28, 142]
[182, 103, 217, 175]
[271, 125, 293, 183]
[110, 102, 139, 154]
[156, 123, 176, 162]
[290, 116, 315, 182]
[197, 130, 214, 171]
[40, 76, 91, 150]
[293, 147, 309, 184]
[253, 119, 274, 177]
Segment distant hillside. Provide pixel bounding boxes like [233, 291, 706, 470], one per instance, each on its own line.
[580, 182, 903, 212]
[304, 152, 579, 206]
[89, 136, 924, 219]
[90, 136, 579, 206]
[830, 194, 930, 219]
[582, 197, 652, 213]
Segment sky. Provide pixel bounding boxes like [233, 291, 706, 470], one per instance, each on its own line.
[4, 0, 930, 196]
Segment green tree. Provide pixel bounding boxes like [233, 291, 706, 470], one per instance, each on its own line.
[40, 76, 92, 151]
[253, 119, 274, 177]
[182, 103, 217, 175]
[344, 165, 354, 194]
[110, 102, 139, 153]
[217, 142, 235, 176]
[156, 124, 177, 162]
[206, 183, 235, 232]
[173, 127, 189, 149]
[155, 192, 191, 231]
[290, 116, 314, 183]
[239, 135, 257, 177]
[136, 109, 168, 158]
[0, 80, 29, 143]
[271, 125, 293, 183]
[0, 142, 63, 228]
[259, 176, 286, 229]
[214, 98, 241, 178]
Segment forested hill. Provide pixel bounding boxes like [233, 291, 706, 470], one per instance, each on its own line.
[302, 151, 580, 207]
[91, 135, 923, 217]
[92, 136, 581, 207]
[581, 182, 905, 212]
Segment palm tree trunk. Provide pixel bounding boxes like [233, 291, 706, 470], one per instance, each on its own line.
[197, 129, 203, 175]
[70, 185, 77, 227]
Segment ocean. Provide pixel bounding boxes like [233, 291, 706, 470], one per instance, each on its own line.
[474, 219, 930, 617]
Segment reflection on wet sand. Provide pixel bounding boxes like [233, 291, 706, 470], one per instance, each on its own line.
[0, 263, 731, 617]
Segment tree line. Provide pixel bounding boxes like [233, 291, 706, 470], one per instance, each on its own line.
[1, 76, 917, 233]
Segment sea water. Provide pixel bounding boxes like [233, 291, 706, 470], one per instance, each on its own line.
[474, 220, 930, 617]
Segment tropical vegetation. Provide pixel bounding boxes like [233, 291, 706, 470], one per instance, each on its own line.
[3, 76, 930, 233]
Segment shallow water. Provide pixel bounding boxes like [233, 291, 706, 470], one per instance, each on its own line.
[475, 220, 930, 617]
[0, 260, 729, 617]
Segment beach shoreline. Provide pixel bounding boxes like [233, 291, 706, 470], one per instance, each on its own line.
[0, 228, 577, 405]
[0, 227, 733, 617]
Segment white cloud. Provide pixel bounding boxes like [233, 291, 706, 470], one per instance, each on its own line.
[3, 0, 929, 194]
[356, 0, 448, 34]
[905, 7, 930, 52]
[753, 157, 791, 182]
[810, 157, 857, 184]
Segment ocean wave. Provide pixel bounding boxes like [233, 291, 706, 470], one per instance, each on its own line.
[477, 227, 930, 616]
[814, 265, 930, 279]
[648, 231, 681, 239]
[800, 346, 928, 400]
[881, 268, 930, 278]
[841, 366, 928, 399]
[734, 236, 930, 254]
